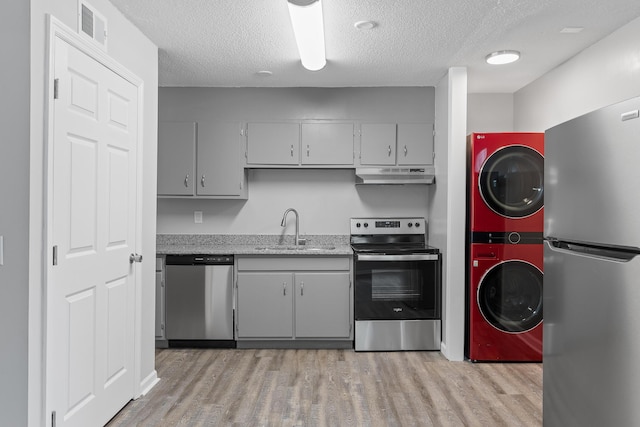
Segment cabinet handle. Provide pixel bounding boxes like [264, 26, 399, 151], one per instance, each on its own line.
[301, 281, 304, 296]
[201, 174, 206, 187]
[291, 144, 294, 157]
[388, 145, 392, 156]
[184, 174, 189, 188]
[404, 145, 408, 156]
[307, 144, 310, 157]
[283, 282, 287, 296]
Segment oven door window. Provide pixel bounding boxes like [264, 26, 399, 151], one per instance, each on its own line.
[355, 258, 441, 320]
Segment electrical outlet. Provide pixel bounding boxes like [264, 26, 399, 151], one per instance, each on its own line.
[194, 211, 203, 224]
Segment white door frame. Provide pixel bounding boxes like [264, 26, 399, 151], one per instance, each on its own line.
[44, 15, 146, 425]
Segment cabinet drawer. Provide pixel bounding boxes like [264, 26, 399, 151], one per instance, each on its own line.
[237, 256, 350, 271]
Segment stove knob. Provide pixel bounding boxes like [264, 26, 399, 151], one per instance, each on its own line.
[408, 222, 413, 227]
[363, 222, 369, 228]
[415, 222, 421, 228]
[356, 222, 361, 228]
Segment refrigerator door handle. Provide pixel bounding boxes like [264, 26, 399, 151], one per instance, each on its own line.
[545, 239, 640, 262]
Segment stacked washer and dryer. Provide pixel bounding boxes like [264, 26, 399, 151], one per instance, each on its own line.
[466, 133, 544, 362]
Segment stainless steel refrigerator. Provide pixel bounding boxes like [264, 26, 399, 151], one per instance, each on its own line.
[544, 96, 640, 426]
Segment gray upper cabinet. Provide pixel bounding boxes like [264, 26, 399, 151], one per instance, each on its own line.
[157, 121, 196, 195]
[158, 121, 247, 199]
[360, 123, 397, 165]
[196, 122, 245, 197]
[359, 122, 434, 166]
[301, 122, 354, 165]
[397, 123, 434, 165]
[246, 122, 300, 165]
[246, 121, 354, 167]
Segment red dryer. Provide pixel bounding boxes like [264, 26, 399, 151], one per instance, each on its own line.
[468, 133, 544, 233]
[467, 243, 543, 361]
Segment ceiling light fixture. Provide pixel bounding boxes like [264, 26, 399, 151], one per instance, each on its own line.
[485, 50, 520, 65]
[287, 0, 326, 71]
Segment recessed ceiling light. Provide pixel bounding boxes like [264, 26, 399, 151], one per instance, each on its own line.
[560, 27, 584, 34]
[255, 70, 273, 77]
[354, 20, 377, 30]
[485, 50, 520, 65]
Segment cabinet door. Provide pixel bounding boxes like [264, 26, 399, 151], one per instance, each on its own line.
[246, 122, 299, 165]
[197, 122, 243, 196]
[360, 123, 396, 165]
[236, 272, 294, 338]
[157, 122, 196, 195]
[155, 257, 165, 339]
[301, 123, 354, 165]
[295, 272, 351, 338]
[155, 270, 164, 339]
[397, 123, 434, 166]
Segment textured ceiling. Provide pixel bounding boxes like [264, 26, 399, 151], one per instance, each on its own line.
[110, 0, 640, 92]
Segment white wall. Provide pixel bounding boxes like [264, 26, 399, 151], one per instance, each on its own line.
[158, 87, 435, 235]
[467, 93, 514, 133]
[0, 1, 30, 425]
[515, 16, 640, 131]
[28, 1, 158, 425]
[430, 67, 467, 362]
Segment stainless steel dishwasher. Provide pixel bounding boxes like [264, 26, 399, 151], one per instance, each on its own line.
[165, 254, 235, 347]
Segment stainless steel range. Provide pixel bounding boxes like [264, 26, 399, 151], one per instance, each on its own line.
[351, 217, 442, 351]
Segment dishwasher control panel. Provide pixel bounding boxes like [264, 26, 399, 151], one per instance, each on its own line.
[165, 254, 234, 265]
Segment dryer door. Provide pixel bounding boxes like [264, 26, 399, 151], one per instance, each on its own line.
[479, 146, 544, 218]
[478, 260, 543, 332]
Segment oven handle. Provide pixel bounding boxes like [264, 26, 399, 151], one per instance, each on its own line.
[356, 254, 439, 262]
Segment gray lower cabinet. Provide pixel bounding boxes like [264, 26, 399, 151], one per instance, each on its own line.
[155, 256, 167, 346]
[235, 256, 352, 344]
[236, 272, 294, 338]
[294, 272, 351, 338]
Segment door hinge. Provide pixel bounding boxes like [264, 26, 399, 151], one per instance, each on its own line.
[53, 78, 59, 100]
[52, 245, 58, 266]
[52, 411, 57, 427]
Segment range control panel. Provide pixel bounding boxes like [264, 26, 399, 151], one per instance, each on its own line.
[350, 217, 426, 235]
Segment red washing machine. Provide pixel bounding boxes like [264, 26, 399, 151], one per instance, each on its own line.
[468, 133, 544, 233]
[467, 242, 543, 362]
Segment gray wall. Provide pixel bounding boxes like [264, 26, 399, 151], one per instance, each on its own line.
[467, 93, 514, 133]
[158, 87, 435, 236]
[515, 16, 640, 131]
[0, 1, 29, 424]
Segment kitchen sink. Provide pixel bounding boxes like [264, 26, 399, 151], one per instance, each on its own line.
[254, 245, 336, 251]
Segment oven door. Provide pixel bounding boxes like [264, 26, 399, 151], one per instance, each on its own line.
[354, 253, 441, 320]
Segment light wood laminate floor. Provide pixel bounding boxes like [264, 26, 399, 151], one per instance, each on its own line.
[107, 348, 542, 426]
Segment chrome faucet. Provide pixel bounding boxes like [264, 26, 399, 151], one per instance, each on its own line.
[281, 208, 303, 246]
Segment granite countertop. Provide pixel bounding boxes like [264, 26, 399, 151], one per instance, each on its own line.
[156, 234, 353, 256]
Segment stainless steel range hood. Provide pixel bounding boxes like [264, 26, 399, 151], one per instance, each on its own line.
[355, 167, 435, 185]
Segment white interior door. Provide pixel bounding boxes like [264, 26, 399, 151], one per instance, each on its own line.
[48, 35, 139, 427]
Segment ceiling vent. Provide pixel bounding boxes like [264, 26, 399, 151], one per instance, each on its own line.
[78, 1, 107, 49]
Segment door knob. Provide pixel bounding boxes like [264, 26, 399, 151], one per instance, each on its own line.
[129, 253, 143, 263]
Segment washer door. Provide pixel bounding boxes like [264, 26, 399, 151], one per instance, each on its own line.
[478, 261, 543, 333]
[479, 146, 544, 218]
